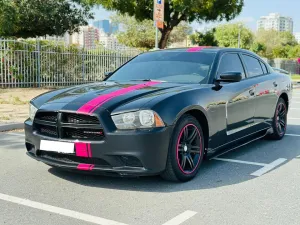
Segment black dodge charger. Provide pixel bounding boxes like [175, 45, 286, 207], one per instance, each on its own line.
[25, 47, 292, 182]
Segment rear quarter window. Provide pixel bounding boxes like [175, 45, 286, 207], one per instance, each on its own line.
[242, 55, 264, 77]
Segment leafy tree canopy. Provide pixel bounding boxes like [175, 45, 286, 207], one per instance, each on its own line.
[256, 30, 297, 49]
[189, 28, 218, 46]
[111, 14, 192, 50]
[288, 45, 300, 59]
[0, 0, 93, 38]
[85, 0, 244, 48]
[251, 42, 267, 57]
[214, 23, 254, 49]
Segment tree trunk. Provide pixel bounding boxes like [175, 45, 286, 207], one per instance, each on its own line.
[159, 28, 172, 49]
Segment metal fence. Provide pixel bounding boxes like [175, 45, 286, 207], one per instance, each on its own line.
[0, 39, 141, 88]
[267, 59, 300, 75]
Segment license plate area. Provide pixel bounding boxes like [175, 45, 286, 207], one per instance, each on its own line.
[40, 140, 74, 154]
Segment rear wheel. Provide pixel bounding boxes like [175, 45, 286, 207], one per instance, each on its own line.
[161, 115, 204, 182]
[268, 98, 287, 140]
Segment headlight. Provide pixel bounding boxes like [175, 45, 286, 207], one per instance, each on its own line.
[29, 104, 38, 121]
[112, 110, 165, 129]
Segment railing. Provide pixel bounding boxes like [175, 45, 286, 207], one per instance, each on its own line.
[265, 59, 300, 75]
[0, 39, 141, 88]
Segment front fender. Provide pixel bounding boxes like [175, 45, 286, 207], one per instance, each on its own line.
[146, 89, 212, 128]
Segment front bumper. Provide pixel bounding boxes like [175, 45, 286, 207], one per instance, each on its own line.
[25, 119, 173, 176]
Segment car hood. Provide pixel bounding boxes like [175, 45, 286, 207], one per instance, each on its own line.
[33, 81, 192, 114]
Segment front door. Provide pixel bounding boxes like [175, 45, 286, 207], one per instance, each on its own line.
[216, 53, 257, 142]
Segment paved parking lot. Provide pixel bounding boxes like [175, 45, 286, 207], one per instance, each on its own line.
[1, 90, 300, 225]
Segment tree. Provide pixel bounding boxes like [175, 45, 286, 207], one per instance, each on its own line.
[85, 0, 244, 49]
[214, 23, 254, 49]
[255, 30, 297, 59]
[251, 42, 267, 57]
[288, 45, 300, 59]
[111, 14, 192, 50]
[0, 0, 93, 38]
[189, 29, 218, 46]
[0, 1, 18, 36]
[256, 30, 297, 48]
[272, 46, 290, 58]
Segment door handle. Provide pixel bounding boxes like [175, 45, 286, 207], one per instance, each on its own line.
[273, 82, 278, 87]
[249, 89, 255, 96]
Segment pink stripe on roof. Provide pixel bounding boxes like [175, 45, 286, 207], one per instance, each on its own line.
[187, 46, 209, 52]
[77, 81, 161, 114]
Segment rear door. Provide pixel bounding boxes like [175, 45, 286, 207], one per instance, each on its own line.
[241, 54, 278, 130]
[216, 53, 258, 141]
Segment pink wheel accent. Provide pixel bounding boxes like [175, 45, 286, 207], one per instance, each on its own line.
[176, 124, 202, 174]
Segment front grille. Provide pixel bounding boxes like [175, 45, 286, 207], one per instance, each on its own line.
[62, 127, 104, 140]
[35, 112, 58, 122]
[33, 111, 104, 141]
[62, 113, 99, 125]
[35, 124, 58, 138]
[39, 151, 110, 166]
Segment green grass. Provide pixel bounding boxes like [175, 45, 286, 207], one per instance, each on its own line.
[11, 96, 28, 105]
[291, 74, 300, 80]
[0, 115, 10, 120]
[0, 96, 28, 105]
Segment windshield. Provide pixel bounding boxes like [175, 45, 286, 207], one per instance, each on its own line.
[107, 51, 216, 84]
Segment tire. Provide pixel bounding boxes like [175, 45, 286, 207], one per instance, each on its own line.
[161, 115, 205, 182]
[268, 98, 287, 140]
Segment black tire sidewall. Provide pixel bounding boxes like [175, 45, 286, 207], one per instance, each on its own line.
[169, 115, 205, 181]
[271, 98, 287, 140]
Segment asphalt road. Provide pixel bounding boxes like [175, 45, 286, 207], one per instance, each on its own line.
[1, 90, 300, 225]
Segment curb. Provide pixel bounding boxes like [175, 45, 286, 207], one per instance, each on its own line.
[0, 123, 24, 132]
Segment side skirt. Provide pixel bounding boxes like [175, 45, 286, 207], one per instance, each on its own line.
[207, 127, 273, 159]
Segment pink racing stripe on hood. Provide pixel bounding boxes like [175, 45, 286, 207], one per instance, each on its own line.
[77, 81, 161, 114]
[187, 46, 209, 52]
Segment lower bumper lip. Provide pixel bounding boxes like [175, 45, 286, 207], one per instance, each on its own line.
[26, 151, 149, 175]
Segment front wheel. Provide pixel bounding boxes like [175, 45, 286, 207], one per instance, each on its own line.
[161, 115, 204, 182]
[268, 98, 287, 140]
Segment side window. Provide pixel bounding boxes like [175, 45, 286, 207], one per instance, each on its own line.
[218, 53, 245, 79]
[243, 55, 264, 77]
[260, 61, 268, 74]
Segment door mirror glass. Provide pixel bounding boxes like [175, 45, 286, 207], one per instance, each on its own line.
[218, 72, 242, 82]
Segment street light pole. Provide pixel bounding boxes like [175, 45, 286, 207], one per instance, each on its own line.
[155, 24, 159, 49]
[238, 24, 242, 48]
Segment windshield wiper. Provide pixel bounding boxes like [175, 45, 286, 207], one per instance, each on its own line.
[130, 79, 166, 82]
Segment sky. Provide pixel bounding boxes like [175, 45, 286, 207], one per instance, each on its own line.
[91, 0, 300, 33]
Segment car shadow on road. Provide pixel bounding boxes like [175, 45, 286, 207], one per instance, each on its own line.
[49, 124, 300, 193]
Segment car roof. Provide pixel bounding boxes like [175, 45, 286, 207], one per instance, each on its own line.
[149, 47, 256, 55]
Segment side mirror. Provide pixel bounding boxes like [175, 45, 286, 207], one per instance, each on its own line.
[217, 72, 242, 83]
[104, 72, 113, 77]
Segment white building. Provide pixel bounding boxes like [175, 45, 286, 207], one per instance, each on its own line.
[68, 26, 100, 49]
[294, 32, 300, 44]
[30, 33, 69, 43]
[98, 31, 129, 50]
[257, 13, 293, 33]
